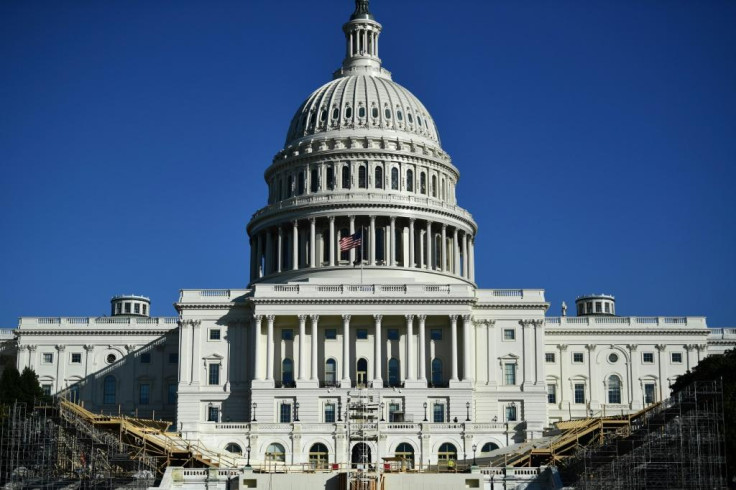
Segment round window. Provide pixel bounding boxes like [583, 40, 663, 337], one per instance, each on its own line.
[106, 353, 117, 364]
[608, 353, 619, 363]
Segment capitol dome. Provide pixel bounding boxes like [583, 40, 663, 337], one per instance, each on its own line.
[246, 0, 477, 286]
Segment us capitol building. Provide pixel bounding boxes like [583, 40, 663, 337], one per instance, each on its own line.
[5, 0, 734, 471]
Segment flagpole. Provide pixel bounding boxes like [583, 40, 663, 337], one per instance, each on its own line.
[360, 226, 364, 285]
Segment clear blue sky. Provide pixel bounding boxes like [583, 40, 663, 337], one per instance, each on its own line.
[1, 1, 735, 326]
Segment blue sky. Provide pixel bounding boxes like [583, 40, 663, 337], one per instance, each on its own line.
[1, 0, 734, 326]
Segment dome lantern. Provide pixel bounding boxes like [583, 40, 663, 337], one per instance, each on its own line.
[338, 0, 384, 78]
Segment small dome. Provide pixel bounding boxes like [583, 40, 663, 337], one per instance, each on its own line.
[284, 75, 441, 148]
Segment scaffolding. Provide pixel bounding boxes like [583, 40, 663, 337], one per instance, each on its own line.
[561, 380, 727, 489]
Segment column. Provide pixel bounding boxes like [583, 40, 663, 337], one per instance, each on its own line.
[462, 315, 472, 382]
[469, 236, 476, 282]
[656, 344, 666, 401]
[292, 221, 299, 270]
[450, 315, 459, 382]
[425, 221, 432, 269]
[558, 344, 568, 405]
[586, 344, 597, 408]
[369, 215, 376, 266]
[534, 320, 544, 385]
[441, 225, 447, 272]
[191, 320, 202, 384]
[309, 218, 316, 268]
[520, 320, 534, 387]
[277, 227, 283, 273]
[311, 315, 319, 381]
[349, 216, 356, 265]
[266, 315, 275, 381]
[179, 320, 191, 384]
[389, 217, 396, 267]
[298, 315, 307, 381]
[253, 316, 263, 381]
[418, 315, 427, 382]
[405, 315, 415, 380]
[257, 233, 264, 278]
[373, 315, 383, 387]
[342, 315, 352, 385]
[419, 230, 425, 269]
[409, 219, 415, 268]
[627, 344, 638, 408]
[453, 229, 460, 275]
[249, 238, 256, 281]
[55, 345, 66, 393]
[463, 232, 469, 279]
[329, 217, 336, 266]
[486, 321, 497, 386]
[265, 229, 273, 275]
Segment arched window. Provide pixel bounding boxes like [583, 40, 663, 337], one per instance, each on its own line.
[481, 442, 499, 453]
[325, 359, 337, 387]
[358, 165, 367, 188]
[431, 175, 437, 197]
[437, 443, 457, 462]
[282, 358, 294, 387]
[441, 178, 445, 200]
[310, 168, 319, 193]
[397, 109, 403, 121]
[309, 443, 329, 469]
[345, 106, 352, 119]
[326, 165, 335, 190]
[384, 107, 392, 119]
[357, 358, 368, 387]
[69, 384, 80, 404]
[277, 179, 282, 201]
[359, 106, 366, 118]
[103, 375, 116, 404]
[266, 443, 286, 462]
[434, 234, 441, 270]
[297, 172, 305, 195]
[388, 358, 400, 387]
[342, 165, 351, 189]
[420, 172, 427, 194]
[371, 106, 379, 119]
[395, 443, 415, 469]
[375, 227, 385, 263]
[608, 375, 622, 404]
[225, 443, 242, 455]
[374, 166, 383, 189]
[406, 169, 414, 192]
[431, 358, 443, 387]
[391, 168, 399, 190]
[287, 175, 294, 197]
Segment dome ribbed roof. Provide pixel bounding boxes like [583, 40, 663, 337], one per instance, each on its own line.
[284, 74, 441, 148]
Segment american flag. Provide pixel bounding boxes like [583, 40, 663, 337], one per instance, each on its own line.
[339, 231, 362, 251]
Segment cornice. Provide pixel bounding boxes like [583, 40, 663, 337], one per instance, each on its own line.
[251, 298, 476, 306]
[545, 328, 710, 336]
[473, 303, 549, 311]
[15, 329, 174, 337]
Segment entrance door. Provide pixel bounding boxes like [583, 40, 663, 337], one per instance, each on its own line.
[357, 358, 368, 388]
[351, 442, 372, 468]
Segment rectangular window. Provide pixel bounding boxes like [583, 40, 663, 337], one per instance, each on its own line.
[325, 329, 337, 340]
[169, 353, 179, 364]
[503, 329, 515, 341]
[504, 363, 516, 385]
[545, 353, 555, 363]
[356, 328, 368, 340]
[595, 302, 602, 313]
[604, 303, 610, 313]
[389, 402, 402, 422]
[141, 353, 151, 364]
[209, 329, 221, 340]
[43, 353, 53, 363]
[42, 384, 52, 396]
[430, 328, 442, 341]
[125, 302, 131, 313]
[207, 406, 219, 422]
[573, 352, 584, 363]
[142, 304, 147, 315]
[574, 383, 586, 404]
[168, 383, 177, 405]
[387, 329, 399, 341]
[642, 352, 654, 364]
[547, 384, 557, 404]
[644, 383, 656, 404]
[324, 403, 335, 423]
[281, 329, 293, 341]
[134, 303, 141, 314]
[505, 405, 517, 422]
[71, 353, 82, 363]
[326, 166, 335, 190]
[433, 403, 445, 423]
[209, 364, 220, 385]
[280, 403, 292, 423]
[139, 384, 150, 405]
[671, 352, 682, 363]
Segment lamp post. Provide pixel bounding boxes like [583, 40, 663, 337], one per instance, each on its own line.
[294, 402, 300, 422]
[466, 401, 470, 422]
[380, 402, 385, 422]
[472, 444, 477, 466]
[251, 402, 257, 422]
[423, 402, 428, 422]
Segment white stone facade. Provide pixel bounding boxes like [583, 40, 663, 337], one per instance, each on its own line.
[9, 0, 736, 473]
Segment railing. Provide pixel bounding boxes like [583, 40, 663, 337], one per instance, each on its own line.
[708, 328, 736, 338]
[254, 283, 474, 298]
[0, 329, 14, 339]
[545, 316, 706, 328]
[18, 316, 179, 328]
[493, 289, 523, 297]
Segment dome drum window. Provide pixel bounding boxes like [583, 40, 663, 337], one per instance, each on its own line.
[358, 106, 366, 118]
[344, 105, 352, 119]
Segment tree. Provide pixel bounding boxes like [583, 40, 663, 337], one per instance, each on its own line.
[671, 348, 736, 486]
[0, 366, 46, 407]
[0, 366, 21, 405]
